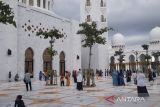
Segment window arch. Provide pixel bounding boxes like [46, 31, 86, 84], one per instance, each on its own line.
[25, 48, 34, 75]
[60, 51, 66, 76]
[129, 55, 136, 71]
[100, 0, 106, 7]
[129, 55, 135, 62]
[29, 0, 33, 6]
[48, 1, 50, 10]
[101, 15, 105, 22]
[139, 54, 146, 72]
[22, 0, 26, 4]
[37, 0, 40, 7]
[43, 48, 52, 72]
[43, 0, 46, 8]
[86, 0, 91, 6]
[86, 15, 91, 22]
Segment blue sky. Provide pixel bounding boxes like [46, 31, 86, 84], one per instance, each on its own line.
[53, 0, 160, 46]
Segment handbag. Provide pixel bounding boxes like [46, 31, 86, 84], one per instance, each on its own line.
[23, 78, 26, 83]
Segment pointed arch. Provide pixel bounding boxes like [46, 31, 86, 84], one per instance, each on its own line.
[59, 51, 65, 76]
[86, 0, 91, 6]
[22, 0, 26, 4]
[25, 47, 34, 74]
[100, 0, 106, 7]
[139, 54, 146, 72]
[43, 0, 46, 8]
[43, 48, 52, 72]
[86, 15, 91, 22]
[29, 0, 34, 6]
[101, 0, 104, 7]
[129, 55, 136, 71]
[37, 0, 40, 7]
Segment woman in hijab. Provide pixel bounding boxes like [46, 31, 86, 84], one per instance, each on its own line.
[65, 71, 71, 86]
[112, 69, 118, 86]
[118, 70, 125, 86]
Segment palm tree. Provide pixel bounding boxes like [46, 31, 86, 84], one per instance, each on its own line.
[114, 49, 125, 70]
[77, 21, 112, 86]
[36, 28, 65, 85]
[0, 1, 16, 27]
[152, 51, 160, 75]
[141, 44, 151, 73]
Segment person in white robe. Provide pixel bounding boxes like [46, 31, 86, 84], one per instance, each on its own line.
[137, 71, 149, 97]
[77, 72, 83, 91]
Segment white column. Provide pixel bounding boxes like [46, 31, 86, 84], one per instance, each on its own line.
[19, 0, 22, 3]
[40, 0, 43, 8]
[50, 0, 53, 11]
[34, 0, 37, 7]
[26, 0, 29, 5]
[127, 64, 129, 70]
[46, 0, 48, 9]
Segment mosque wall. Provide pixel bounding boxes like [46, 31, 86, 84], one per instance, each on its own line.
[0, 1, 81, 81]
[17, 3, 81, 79]
[0, 0, 18, 81]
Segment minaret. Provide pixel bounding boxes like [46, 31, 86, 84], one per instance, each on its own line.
[80, 0, 109, 71]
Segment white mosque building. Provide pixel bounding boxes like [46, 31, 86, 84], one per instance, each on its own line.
[109, 27, 160, 73]
[0, 0, 160, 81]
[0, 0, 82, 81]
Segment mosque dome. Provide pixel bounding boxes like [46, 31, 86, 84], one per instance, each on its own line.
[112, 33, 125, 48]
[150, 26, 160, 42]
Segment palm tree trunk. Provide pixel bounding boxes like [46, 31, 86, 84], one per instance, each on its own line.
[50, 38, 54, 85]
[87, 46, 92, 86]
[89, 46, 92, 69]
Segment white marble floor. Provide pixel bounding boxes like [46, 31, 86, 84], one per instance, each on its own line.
[0, 77, 160, 107]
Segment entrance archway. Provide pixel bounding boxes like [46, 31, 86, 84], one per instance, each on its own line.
[129, 55, 136, 71]
[43, 48, 52, 72]
[140, 54, 146, 72]
[25, 48, 34, 75]
[60, 51, 65, 76]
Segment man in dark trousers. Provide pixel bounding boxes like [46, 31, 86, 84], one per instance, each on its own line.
[8, 71, 12, 82]
[24, 71, 32, 91]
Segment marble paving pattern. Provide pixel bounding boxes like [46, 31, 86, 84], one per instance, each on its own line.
[0, 77, 160, 107]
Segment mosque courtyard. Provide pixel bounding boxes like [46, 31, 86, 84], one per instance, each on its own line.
[0, 77, 160, 107]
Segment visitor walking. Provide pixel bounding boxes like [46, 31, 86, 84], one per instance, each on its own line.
[24, 71, 32, 91]
[107, 69, 109, 76]
[148, 70, 153, 82]
[132, 71, 137, 85]
[77, 71, 83, 91]
[14, 95, 26, 107]
[8, 71, 12, 82]
[118, 70, 125, 86]
[105, 69, 107, 77]
[137, 71, 149, 97]
[82, 69, 86, 85]
[54, 70, 57, 85]
[14, 73, 19, 82]
[153, 70, 156, 81]
[73, 70, 77, 83]
[126, 70, 131, 82]
[112, 69, 118, 86]
[39, 71, 43, 81]
[60, 75, 64, 86]
[65, 71, 71, 86]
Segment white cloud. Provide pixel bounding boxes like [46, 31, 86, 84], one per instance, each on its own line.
[53, 0, 160, 45]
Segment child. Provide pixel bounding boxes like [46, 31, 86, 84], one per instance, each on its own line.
[14, 95, 26, 107]
[60, 76, 64, 86]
